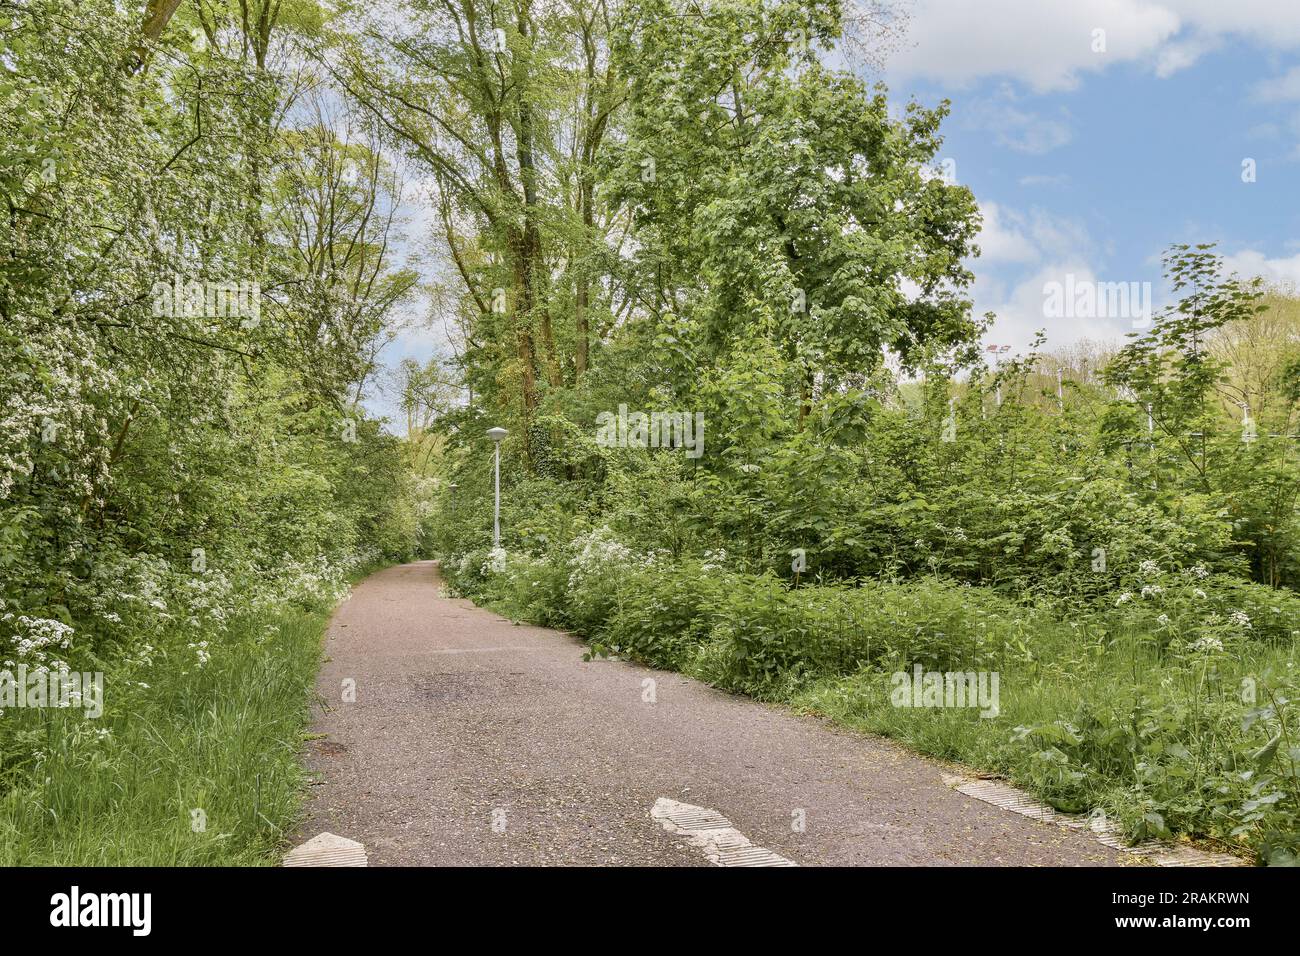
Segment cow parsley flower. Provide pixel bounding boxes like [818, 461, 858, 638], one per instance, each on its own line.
[482, 547, 508, 575]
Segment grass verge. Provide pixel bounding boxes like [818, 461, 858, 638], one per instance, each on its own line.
[0, 603, 331, 865]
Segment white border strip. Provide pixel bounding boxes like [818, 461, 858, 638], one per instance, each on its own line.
[651, 798, 797, 867]
[944, 775, 1247, 867]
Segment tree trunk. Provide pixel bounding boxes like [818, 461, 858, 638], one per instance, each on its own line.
[126, 0, 185, 73]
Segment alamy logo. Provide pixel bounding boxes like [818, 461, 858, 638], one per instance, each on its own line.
[1042, 274, 1152, 328]
[50, 886, 151, 936]
[151, 275, 261, 327]
[890, 665, 1000, 718]
[0, 665, 103, 718]
[595, 404, 704, 458]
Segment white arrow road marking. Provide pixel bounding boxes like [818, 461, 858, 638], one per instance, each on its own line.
[651, 798, 796, 867]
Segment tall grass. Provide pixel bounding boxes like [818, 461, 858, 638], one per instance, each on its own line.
[0, 607, 326, 866]
[791, 621, 1298, 853]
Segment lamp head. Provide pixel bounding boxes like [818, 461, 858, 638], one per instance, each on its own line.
[486, 427, 509, 442]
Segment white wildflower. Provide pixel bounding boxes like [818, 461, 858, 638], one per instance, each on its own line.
[482, 547, 508, 575]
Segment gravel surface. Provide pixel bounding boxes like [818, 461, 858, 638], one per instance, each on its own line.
[296, 561, 1127, 866]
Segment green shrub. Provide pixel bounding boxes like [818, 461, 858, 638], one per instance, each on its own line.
[488, 551, 573, 629]
[706, 577, 1024, 697]
[600, 558, 735, 669]
[561, 527, 638, 637]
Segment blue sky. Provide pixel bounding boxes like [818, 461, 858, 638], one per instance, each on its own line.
[369, 0, 1300, 422]
[881, 0, 1300, 353]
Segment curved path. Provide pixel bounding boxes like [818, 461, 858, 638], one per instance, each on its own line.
[296, 561, 1126, 866]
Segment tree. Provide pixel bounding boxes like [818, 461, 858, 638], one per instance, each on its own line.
[607, 0, 979, 428]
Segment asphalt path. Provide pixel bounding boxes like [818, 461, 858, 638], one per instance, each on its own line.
[296, 561, 1126, 867]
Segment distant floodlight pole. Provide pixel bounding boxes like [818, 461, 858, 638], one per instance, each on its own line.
[486, 427, 508, 548]
[986, 344, 1011, 406]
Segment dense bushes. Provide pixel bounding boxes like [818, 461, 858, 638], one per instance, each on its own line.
[429, 288, 1300, 862]
[601, 557, 740, 670]
[384, 0, 1300, 866]
[706, 579, 1029, 696]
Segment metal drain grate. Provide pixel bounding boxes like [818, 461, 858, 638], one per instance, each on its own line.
[947, 776, 1247, 867]
[651, 798, 796, 867]
[283, 832, 368, 867]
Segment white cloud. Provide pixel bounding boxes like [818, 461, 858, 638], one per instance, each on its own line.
[1154, 35, 1219, 78]
[977, 245, 1300, 355]
[887, 0, 1300, 92]
[1018, 173, 1071, 187]
[1162, 0, 1300, 49]
[976, 202, 1038, 263]
[976, 263, 1151, 354]
[975, 202, 1094, 266]
[1222, 249, 1300, 287]
[887, 0, 1181, 92]
[968, 202, 1153, 352]
[966, 95, 1074, 154]
[1253, 66, 1300, 103]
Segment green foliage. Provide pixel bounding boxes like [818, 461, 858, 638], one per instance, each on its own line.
[0, 0, 421, 862]
[599, 558, 739, 669]
[704, 578, 1024, 697]
[9, 0, 1300, 867]
[610, 0, 979, 382]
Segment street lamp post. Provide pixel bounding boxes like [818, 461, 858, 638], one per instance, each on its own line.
[486, 427, 508, 548]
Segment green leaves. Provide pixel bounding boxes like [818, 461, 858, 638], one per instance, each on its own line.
[1251, 732, 1282, 770]
[0, 1, 421, 659]
[612, 0, 978, 416]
